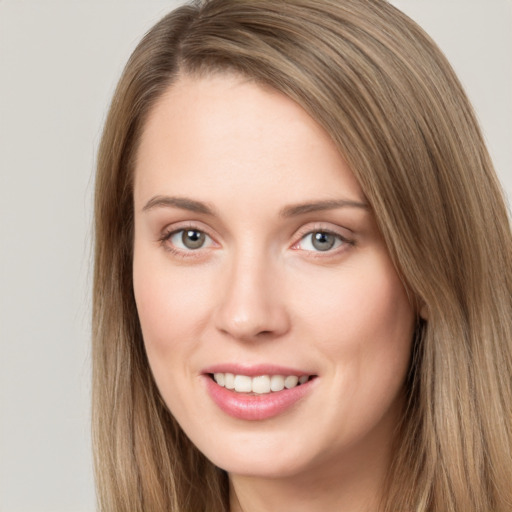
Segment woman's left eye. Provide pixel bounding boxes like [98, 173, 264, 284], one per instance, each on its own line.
[167, 229, 213, 251]
[296, 231, 348, 252]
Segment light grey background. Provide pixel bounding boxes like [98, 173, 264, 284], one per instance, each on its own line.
[0, 1, 510, 511]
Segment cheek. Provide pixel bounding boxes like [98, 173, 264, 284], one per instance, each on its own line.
[343, 268, 414, 413]
[132, 247, 204, 361]
[132, 256, 205, 417]
[296, 259, 413, 340]
[294, 256, 414, 395]
[307, 262, 414, 445]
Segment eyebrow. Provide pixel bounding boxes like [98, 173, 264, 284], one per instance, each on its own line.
[280, 199, 369, 217]
[141, 195, 369, 217]
[142, 195, 215, 215]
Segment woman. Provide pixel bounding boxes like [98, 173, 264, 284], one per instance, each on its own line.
[92, 0, 512, 510]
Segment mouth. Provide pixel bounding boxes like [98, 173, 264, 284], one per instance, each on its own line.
[203, 368, 318, 420]
[209, 372, 314, 394]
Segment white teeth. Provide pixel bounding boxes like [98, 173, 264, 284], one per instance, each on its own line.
[212, 373, 311, 394]
[252, 375, 271, 394]
[270, 375, 285, 392]
[284, 375, 299, 389]
[224, 373, 235, 389]
[234, 375, 252, 393]
[213, 373, 225, 387]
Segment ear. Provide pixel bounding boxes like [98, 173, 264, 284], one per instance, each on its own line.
[419, 302, 429, 321]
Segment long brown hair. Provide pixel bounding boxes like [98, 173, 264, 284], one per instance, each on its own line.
[93, 1, 512, 510]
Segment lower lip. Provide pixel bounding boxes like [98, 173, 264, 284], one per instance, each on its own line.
[204, 375, 316, 421]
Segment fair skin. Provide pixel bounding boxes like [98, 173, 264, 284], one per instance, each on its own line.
[132, 73, 416, 512]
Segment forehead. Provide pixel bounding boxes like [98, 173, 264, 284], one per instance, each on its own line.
[134, 73, 365, 209]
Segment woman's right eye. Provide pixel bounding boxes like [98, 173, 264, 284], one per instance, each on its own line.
[166, 228, 214, 251]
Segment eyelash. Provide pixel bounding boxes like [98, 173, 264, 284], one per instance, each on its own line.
[158, 224, 216, 258]
[292, 228, 354, 255]
[158, 224, 354, 258]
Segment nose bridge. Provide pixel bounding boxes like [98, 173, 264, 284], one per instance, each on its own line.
[214, 242, 289, 340]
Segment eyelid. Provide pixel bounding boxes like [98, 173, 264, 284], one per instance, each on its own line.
[157, 221, 354, 257]
[158, 222, 219, 255]
[170, 229, 214, 250]
[159, 219, 216, 239]
[291, 223, 355, 252]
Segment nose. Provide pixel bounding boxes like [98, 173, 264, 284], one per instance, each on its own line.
[213, 250, 290, 341]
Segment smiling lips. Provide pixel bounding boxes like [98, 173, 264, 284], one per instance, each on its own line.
[204, 369, 317, 420]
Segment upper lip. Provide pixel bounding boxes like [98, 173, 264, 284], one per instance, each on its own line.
[202, 363, 316, 377]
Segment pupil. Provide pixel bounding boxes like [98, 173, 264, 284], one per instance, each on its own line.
[312, 232, 335, 251]
[182, 230, 205, 249]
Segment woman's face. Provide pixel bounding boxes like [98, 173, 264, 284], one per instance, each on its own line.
[133, 74, 415, 482]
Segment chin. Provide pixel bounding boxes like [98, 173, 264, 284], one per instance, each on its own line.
[191, 427, 322, 479]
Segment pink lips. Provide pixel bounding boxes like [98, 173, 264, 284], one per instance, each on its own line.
[202, 365, 316, 421]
